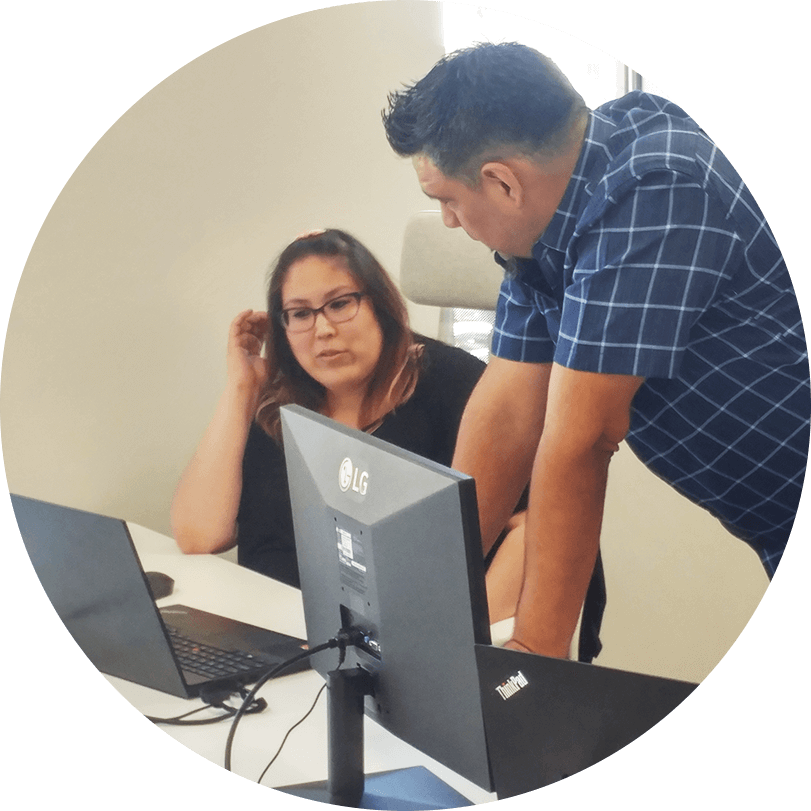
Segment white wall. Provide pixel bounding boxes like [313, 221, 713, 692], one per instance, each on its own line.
[0, 0, 786, 686]
[1, 1, 444, 534]
[597, 444, 769, 680]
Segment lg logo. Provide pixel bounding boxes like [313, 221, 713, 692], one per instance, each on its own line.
[339, 457, 368, 496]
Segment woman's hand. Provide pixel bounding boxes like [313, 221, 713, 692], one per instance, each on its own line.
[227, 309, 269, 399]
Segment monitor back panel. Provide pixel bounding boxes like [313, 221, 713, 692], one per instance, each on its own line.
[282, 405, 493, 791]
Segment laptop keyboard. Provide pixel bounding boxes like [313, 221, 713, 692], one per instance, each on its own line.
[167, 627, 272, 680]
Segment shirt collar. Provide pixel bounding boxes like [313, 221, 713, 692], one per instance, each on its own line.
[531, 110, 610, 258]
[494, 109, 615, 276]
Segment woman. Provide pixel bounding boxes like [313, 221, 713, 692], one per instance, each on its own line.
[170, 229, 521, 619]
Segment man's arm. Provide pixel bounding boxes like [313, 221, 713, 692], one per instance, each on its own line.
[452, 355, 551, 555]
[509, 363, 644, 657]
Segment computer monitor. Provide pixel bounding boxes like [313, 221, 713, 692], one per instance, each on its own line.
[280, 404, 493, 804]
[279, 404, 698, 808]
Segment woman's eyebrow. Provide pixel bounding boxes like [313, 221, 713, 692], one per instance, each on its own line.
[282, 286, 355, 308]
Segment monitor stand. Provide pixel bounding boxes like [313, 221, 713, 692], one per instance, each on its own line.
[279, 767, 472, 810]
[277, 668, 473, 809]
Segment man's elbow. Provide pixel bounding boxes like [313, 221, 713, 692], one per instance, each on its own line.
[594, 397, 633, 458]
[546, 366, 641, 461]
[542, 416, 628, 472]
[594, 423, 627, 458]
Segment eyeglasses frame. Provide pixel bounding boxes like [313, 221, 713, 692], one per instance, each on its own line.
[279, 291, 367, 333]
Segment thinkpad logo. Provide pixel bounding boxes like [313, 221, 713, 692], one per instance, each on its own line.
[495, 670, 528, 700]
[339, 457, 368, 496]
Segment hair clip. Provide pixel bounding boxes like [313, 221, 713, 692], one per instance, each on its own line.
[294, 229, 327, 240]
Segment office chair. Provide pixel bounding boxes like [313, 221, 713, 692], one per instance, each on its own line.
[398, 211, 503, 359]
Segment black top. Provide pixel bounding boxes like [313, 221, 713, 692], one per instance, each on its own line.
[236, 336, 487, 586]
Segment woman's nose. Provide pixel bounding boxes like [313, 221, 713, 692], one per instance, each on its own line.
[314, 310, 337, 335]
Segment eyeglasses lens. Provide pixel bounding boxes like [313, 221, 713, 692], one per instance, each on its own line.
[282, 294, 362, 333]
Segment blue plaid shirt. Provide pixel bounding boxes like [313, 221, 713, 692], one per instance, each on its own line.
[493, 92, 809, 576]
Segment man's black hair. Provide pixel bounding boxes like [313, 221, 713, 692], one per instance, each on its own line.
[382, 42, 587, 182]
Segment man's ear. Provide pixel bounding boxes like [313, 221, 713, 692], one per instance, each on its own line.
[479, 161, 524, 207]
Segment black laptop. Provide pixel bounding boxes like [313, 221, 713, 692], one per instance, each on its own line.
[11, 493, 310, 698]
[475, 643, 697, 798]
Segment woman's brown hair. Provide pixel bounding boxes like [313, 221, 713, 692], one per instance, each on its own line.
[255, 229, 419, 440]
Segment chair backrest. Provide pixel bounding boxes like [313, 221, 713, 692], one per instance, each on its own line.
[399, 211, 503, 311]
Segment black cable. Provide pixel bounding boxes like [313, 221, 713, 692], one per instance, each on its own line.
[257, 681, 328, 784]
[254, 636, 354, 784]
[223, 637, 342, 772]
[145, 704, 234, 726]
[146, 685, 267, 726]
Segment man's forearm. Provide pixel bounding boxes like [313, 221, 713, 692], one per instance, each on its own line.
[452, 358, 550, 554]
[453, 403, 537, 553]
[507, 364, 643, 657]
[510, 438, 612, 657]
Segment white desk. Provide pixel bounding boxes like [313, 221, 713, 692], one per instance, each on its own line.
[109, 524, 498, 806]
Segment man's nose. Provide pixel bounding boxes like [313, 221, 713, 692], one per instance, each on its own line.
[441, 202, 460, 229]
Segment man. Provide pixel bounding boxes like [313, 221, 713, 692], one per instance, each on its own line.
[382, 42, 809, 658]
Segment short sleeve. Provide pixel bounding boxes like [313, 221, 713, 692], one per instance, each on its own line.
[492, 276, 557, 364]
[555, 173, 740, 378]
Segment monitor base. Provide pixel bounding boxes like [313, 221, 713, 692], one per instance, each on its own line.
[277, 766, 473, 809]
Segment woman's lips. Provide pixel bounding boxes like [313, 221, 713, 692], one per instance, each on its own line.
[317, 349, 347, 360]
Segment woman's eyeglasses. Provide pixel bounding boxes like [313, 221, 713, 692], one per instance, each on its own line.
[280, 292, 366, 333]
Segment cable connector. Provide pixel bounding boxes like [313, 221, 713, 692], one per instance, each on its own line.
[331, 627, 368, 667]
[199, 685, 239, 707]
[335, 627, 367, 649]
